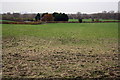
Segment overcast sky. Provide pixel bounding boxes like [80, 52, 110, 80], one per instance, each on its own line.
[1, 0, 120, 14]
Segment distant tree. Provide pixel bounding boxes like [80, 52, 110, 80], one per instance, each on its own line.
[102, 11, 107, 13]
[53, 13, 69, 21]
[108, 10, 115, 13]
[52, 12, 59, 17]
[77, 12, 81, 19]
[13, 13, 20, 18]
[91, 18, 94, 22]
[53, 13, 60, 21]
[35, 13, 41, 21]
[62, 13, 69, 21]
[41, 13, 48, 17]
[78, 18, 82, 23]
[41, 14, 54, 21]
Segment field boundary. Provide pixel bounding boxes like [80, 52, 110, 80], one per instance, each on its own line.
[1, 21, 120, 24]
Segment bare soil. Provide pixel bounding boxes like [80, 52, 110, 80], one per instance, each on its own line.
[2, 36, 119, 79]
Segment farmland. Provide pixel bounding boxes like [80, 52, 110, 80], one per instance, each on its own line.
[2, 23, 119, 78]
[69, 19, 120, 22]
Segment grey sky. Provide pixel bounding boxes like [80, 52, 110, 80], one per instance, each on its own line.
[1, 0, 119, 14]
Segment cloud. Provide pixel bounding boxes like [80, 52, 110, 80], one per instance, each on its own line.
[1, 0, 119, 2]
[1, 1, 118, 14]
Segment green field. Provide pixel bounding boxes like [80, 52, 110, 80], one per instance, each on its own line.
[2, 23, 119, 78]
[3, 23, 118, 39]
[0, 20, 16, 22]
[69, 19, 120, 22]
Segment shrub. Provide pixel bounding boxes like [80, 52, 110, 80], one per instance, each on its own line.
[92, 18, 94, 22]
[78, 19, 82, 23]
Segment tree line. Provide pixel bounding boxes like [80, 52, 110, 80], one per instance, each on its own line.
[68, 12, 120, 20]
[35, 12, 69, 21]
[1, 11, 120, 22]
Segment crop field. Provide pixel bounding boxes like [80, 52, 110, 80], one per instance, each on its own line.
[2, 23, 119, 78]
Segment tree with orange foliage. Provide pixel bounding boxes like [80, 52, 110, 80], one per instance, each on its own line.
[41, 14, 54, 21]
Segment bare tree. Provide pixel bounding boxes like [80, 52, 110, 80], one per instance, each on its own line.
[76, 12, 81, 19]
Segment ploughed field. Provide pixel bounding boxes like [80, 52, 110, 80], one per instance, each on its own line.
[2, 23, 119, 78]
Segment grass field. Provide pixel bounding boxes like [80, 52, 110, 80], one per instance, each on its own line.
[0, 20, 16, 22]
[69, 19, 120, 22]
[2, 23, 119, 78]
